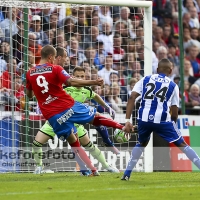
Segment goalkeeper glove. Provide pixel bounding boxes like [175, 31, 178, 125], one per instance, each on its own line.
[105, 103, 115, 119]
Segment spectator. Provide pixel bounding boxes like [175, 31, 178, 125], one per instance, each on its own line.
[91, 13, 101, 32]
[110, 65, 128, 102]
[0, 41, 10, 62]
[153, 41, 161, 54]
[0, 7, 18, 42]
[132, 61, 143, 77]
[169, 34, 180, 55]
[98, 6, 113, 28]
[109, 82, 123, 113]
[52, 31, 67, 48]
[172, 12, 179, 34]
[91, 85, 111, 113]
[184, 59, 197, 85]
[137, 47, 144, 71]
[127, 78, 138, 96]
[115, 7, 133, 33]
[189, 6, 200, 28]
[66, 7, 78, 24]
[39, 8, 51, 32]
[74, 10, 88, 38]
[168, 44, 180, 67]
[187, 45, 200, 76]
[154, 26, 167, 47]
[102, 84, 111, 103]
[85, 47, 97, 69]
[80, 61, 92, 80]
[30, 15, 49, 46]
[153, 0, 172, 20]
[126, 39, 136, 54]
[182, 0, 198, 14]
[169, 62, 179, 81]
[67, 38, 86, 65]
[173, 76, 181, 86]
[190, 27, 199, 40]
[45, 29, 55, 45]
[83, 26, 99, 50]
[113, 34, 125, 64]
[113, 21, 128, 36]
[91, 68, 98, 80]
[132, 71, 143, 81]
[160, 12, 173, 28]
[152, 17, 158, 32]
[163, 24, 172, 45]
[184, 80, 191, 105]
[124, 52, 136, 75]
[64, 17, 75, 41]
[63, 55, 70, 72]
[48, 13, 59, 31]
[12, 75, 25, 111]
[0, 58, 18, 89]
[171, 0, 179, 13]
[94, 40, 107, 70]
[28, 32, 42, 65]
[156, 46, 168, 61]
[97, 22, 113, 54]
[183, 12, 191, 27]
[69, 55, 78, 72]
[189, 84, 200, 106]
[98, 55, 118, 85]
[0, 56, 7, 76]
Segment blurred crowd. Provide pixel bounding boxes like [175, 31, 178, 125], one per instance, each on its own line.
[0, 0, 200, 114]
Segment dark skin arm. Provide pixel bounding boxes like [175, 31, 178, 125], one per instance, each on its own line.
[170, 105, 178, 123]
[124, 91, 140, 133]
[66, 77, 103, 87]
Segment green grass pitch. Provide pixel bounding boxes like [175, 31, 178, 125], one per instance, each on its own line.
[0, 172, 200, 200]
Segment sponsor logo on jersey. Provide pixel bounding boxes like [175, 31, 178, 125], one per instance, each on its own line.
[61, 70, 70, 77]
[57, 109, 74, 125]
[30, 67, 53, 75]
[151, 76, 169, 83]
[42, 95, 58, 105]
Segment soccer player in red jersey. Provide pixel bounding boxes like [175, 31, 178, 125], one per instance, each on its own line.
[26, 45, 132, 175]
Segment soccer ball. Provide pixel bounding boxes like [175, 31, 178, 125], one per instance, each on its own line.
[114, 129, 131, 143]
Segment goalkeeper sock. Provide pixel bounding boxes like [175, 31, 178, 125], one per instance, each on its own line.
[32, 140, 43, 166]
[124, 143, 144, 177]
[70, 140, 97, 172]
[92, 115, 124, 130]
[95, 126, 113, 146]
[84, 141, 109, 169]
[182, 145, 200, 169]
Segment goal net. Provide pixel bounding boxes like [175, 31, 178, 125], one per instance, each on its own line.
[0, 0, 152, 173]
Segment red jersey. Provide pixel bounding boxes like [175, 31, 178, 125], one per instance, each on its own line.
[26, 63, 75, 119]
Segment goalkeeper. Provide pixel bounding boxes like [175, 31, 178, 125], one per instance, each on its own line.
[33, 66, 120, 174]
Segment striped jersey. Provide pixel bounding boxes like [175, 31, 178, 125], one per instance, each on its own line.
[132, 73, 179, 123]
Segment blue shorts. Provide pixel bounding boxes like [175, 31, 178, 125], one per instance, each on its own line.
[48, 101, 96, 140]
[137, 120, 184, 145]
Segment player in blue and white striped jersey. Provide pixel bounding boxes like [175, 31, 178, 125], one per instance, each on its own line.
[121, 58, 200, 180]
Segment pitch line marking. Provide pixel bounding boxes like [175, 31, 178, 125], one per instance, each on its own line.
[0, 185, 199, 196]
